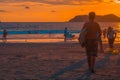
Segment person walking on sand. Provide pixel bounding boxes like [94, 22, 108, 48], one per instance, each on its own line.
[3, 29, 8, 43]
[64, 27, 68, 42]
[81, 12, 102, 73]
[107, 26, 116, 48]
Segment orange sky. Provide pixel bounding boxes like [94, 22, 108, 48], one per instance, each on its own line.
[0, 0, 120, 22]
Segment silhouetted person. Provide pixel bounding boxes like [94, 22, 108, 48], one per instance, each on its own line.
[107, 26, 116, 48]
[82, 12, 102, 73]
[103, 28, 107, 38]
[64, 27, 68, 42]
[3, 29, 8, 43]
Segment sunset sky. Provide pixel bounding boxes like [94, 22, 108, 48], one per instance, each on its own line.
[0, 0, 120, 22]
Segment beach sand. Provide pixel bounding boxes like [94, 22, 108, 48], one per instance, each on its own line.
[0, 42, 120, 80]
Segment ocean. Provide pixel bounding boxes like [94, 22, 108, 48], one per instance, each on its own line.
[0, 22, 120, 43]
[0, 22, 120, 30]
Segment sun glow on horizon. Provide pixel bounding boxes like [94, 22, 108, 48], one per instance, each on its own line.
[114, 0, 120, 3]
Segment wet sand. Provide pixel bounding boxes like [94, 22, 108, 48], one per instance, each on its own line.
[0, 42, 120, 80]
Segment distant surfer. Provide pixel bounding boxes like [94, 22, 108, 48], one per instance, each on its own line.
[3, 29, 8, 43]
[107, 26, 116, 48]
[81, 12, 102, 73]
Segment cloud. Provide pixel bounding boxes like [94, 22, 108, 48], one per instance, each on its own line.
[0, 10, 7, 12]
[51, 10, 56, 12]
[0, 0, 116, 5]
[24, 6, 30, 9]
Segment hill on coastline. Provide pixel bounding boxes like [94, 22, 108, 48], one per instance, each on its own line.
[69, 14, 120, 22]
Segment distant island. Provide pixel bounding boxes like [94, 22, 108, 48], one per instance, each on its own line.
[69, 14, 120, 22]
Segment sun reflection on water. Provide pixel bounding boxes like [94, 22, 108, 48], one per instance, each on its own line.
[115, 23, 120, 41]
[115, 23, 120, 31]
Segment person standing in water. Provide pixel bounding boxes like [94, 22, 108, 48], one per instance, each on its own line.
[3, 29, 8, 43]
[107, 26, 116, 48]
[64, 27, 68, 42]
[82, 12, 102, 73]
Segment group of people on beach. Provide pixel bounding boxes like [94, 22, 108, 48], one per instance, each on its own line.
[98, 26, 117, 53]
[1, 12, 117, 74]
[78, 12, 117, 73]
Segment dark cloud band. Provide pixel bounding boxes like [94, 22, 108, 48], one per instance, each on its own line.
[0, 10, 7, 12]
[0, 0, 103, 5]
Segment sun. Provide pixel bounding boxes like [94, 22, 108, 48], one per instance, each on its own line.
[114, 0, 120, 3]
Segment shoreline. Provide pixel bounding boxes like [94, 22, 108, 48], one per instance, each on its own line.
[0, 38, 120, 43]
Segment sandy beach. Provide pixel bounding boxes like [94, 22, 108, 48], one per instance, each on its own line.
[0, 42, 120, 80]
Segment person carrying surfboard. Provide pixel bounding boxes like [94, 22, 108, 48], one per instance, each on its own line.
[81, 12, 102, 73]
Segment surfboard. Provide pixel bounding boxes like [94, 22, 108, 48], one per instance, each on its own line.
[78, 27, 87, 47]
[104, 48, 120, 55]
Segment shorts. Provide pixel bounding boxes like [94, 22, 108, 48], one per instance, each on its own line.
[85, 39, 98, 56]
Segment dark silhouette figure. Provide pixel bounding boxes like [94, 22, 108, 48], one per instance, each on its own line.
[3, 29, 8, 43]
[103, 28, 107, 38]
[64, 27, 68, 42]
[82, 12, 102, 73]
[107, 26, 116, 48]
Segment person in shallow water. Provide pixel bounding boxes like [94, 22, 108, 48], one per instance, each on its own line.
[81, 12, 102, 73]
[3, 29, 8, 43]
